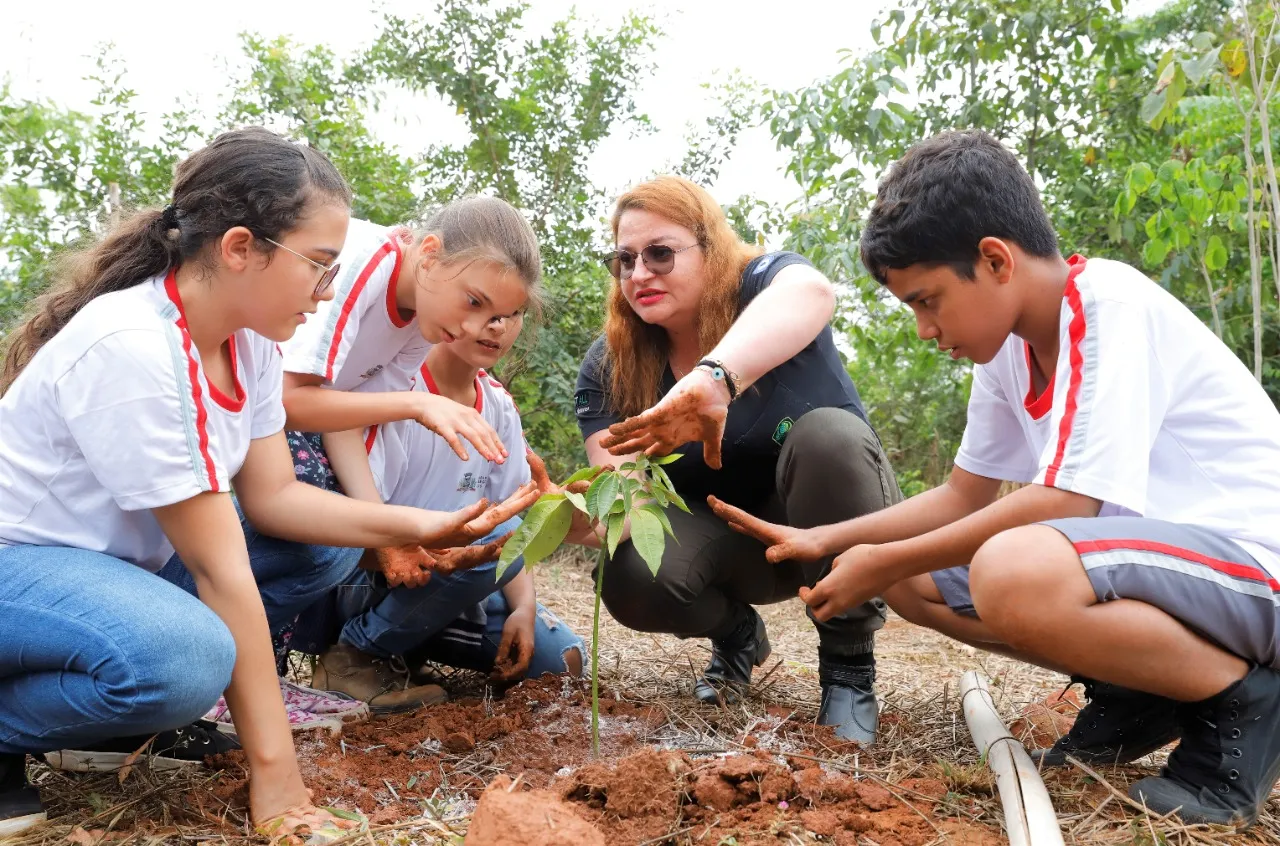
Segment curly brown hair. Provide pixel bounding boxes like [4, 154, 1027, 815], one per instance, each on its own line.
[603, 176, 761, 419]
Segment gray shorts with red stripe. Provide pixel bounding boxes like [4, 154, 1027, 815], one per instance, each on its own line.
[931, 516, 1280, 668]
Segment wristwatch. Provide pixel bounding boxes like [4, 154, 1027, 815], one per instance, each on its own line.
[695, 358, 740, 401]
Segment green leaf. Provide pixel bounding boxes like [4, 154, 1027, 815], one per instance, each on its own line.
[593, 473, 621, 523]
[1191, 32, 1215, 50]
[606, 511, 626, 558]
[651, 485, 669, 507]
[1139, 91, 1165, 126]
[561, 465, 601, 487]
[640, 502, 675, 538]
[630, 508, 666, 577]
[497, 498, 574, 579]
[1142, 237, 1171, 267]
[1201, 170, 1224, 193]
[1205, 235, 1228, 271]
[1157, 160, 1184, 183]
[666, 487, 691, 514]
[1184, 49, 1221, 85]
[565, 490, 588, 513]
[650, 453, 683, 465]
[1127, 162, 1156, 194]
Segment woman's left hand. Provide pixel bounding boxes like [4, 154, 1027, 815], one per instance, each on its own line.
[599, 369, 730, 469]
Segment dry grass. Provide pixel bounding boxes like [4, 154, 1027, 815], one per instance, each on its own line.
[10, 548, 1279, 845]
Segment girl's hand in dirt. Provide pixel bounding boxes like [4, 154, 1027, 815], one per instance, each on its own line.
[707, 496, 830, 563]
[599, 368, 729, 469]
[412, 391, 508, 463]
[426, 531, 513, 576]
[416, 482, 538, 548]
[491, 605, 536, 682]
[371, 544, 435, 589]
[800, 544, 896, 622]
[255, 804, 364, 846]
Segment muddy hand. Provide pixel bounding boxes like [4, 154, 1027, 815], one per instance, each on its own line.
[528, 450, 611, 496]
[599, 372, 728, 468]
[707, 496, 829, 563]
[426, 531, 514, 576]
[458, 481, 539, 540]
[371, 544, 435, 589]
[490, 611, 535, 682]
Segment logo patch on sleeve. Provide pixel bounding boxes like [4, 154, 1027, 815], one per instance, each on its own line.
[575, 389, 592, 416]
[772, 417, 794, 446]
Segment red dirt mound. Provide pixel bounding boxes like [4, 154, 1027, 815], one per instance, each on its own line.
[466, 775, 604, 846]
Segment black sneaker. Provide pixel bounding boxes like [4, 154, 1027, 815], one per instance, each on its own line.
[694, 607, 772, 706]
[43, 721, 241, 773]
[1130, 664, 1280, 828]
[1030, 677, 1181, 767]
[817, 657, 879, 746]
[0, 754, 46, 837]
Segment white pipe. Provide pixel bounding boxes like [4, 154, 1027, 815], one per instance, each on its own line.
[959, 670, 1065, 846]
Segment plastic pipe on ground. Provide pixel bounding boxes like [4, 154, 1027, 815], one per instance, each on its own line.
[959, 670, 1065, 846]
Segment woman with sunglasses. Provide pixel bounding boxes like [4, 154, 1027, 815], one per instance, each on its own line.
[0, 128, 530, 841]
[573, 176, 901, 746]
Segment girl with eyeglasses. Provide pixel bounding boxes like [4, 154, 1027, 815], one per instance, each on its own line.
[572, 176, 900, 747]
[0, 128, 528, 842]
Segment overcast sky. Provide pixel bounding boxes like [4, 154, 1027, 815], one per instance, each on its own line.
[1, 0, 894, 212]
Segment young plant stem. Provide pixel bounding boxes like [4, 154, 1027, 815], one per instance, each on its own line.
[591, 544, 608, 757]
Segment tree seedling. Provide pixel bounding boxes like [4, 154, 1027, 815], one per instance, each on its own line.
[497, 453, 687, 754]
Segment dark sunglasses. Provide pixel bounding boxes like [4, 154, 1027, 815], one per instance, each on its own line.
[602, 243, 700, 280]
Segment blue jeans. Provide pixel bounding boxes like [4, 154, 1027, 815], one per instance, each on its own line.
[334, 517, 530, 659]
[0, 545, 236, 755]
[413, 592, 586, 678]
[159, 508, 363, 636]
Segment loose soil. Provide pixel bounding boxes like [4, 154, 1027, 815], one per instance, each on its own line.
[199, 675, 1003, 844]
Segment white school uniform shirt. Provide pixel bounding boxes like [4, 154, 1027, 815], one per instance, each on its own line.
[364, 364, 531, 511]
[956, 254, 1280, 580]
[281, 217, 431, 393]
[0, 269, 286, 572]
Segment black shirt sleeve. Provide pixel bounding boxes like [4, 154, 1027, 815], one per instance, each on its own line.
[574, 335, 619, 440]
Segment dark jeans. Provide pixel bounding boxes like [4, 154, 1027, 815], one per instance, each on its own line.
[597, 407, 902, 657]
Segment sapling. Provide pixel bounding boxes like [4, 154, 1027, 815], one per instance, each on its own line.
[497, 453, 687, 754]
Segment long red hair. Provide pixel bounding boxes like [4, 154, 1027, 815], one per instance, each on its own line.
[603, 176, 761, 418]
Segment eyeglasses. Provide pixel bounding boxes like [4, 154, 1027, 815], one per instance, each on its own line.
[602, 243, 700, 280]
[264, 237, 342, 297]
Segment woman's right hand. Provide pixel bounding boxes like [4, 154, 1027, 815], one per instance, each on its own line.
[707, 495, 831, 563]
[411, 391, 507, 463]
[414, 482, 539, 548]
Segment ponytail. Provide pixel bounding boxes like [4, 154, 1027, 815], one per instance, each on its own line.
[0, 127, 350, 395]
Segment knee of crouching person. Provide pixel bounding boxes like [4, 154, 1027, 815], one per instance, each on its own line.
[969, 530, 1041, 639]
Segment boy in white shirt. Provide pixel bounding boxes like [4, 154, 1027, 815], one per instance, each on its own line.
[712, 130, 1280, 828]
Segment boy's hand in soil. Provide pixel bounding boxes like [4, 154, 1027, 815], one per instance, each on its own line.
[491, 605, 536, 682]
[708, 496, 830, 563]
[417, 482, 539, 548]
[369, 544, 436, 589]
[426, 532, 513, 576]
[412, 391, 508, 463]
[600, 369, 729, 468]
[801, 544, 896, 622]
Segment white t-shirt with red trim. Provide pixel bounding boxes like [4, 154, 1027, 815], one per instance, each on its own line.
[0, 270, 286, 572]
[281, 217, 431, 394]
[364, 364, 531, 512]
[956, 255, 1280, 579]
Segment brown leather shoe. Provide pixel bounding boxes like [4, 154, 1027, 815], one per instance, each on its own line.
[312, 644, 448, 714]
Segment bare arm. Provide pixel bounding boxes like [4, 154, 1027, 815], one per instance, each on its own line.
[320, 429, 382, 503]
[702, 263, 836, 390]
[234, 432, 533, 549]
[501, 566, 537, 611]
[284, 372, 506, 462]
[151, 492, 307, 821]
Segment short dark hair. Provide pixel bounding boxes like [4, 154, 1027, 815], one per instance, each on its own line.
[859, 130, 1059, 286]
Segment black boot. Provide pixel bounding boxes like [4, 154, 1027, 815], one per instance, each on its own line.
[0, 754, 46, 837]
[693, 607, 771, 705]
[1031, 677, 1181, 767]
[1130, 664, 1280, 828]
[816, 655, 878, 746]
[43, 720, 241, 773]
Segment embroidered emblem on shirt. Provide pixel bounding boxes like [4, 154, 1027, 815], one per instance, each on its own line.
[360, 364, 385, 380]
[772, 417, 794, 446]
